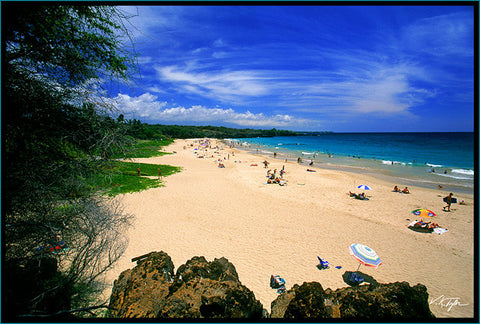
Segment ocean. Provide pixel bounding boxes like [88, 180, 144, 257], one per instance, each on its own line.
[228, 133, 476, 194]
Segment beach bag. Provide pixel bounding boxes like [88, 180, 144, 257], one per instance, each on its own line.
[270, 275, 286, 289]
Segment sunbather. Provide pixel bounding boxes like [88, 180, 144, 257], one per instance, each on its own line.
[349, 192, 366, 200]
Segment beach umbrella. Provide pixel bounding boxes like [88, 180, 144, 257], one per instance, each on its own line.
[349, 243, 382, 271]
[357, 185, 371, 190]
[412, 209, 436, 218]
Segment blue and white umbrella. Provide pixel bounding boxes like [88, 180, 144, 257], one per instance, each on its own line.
[349, 243, 382, 271]
[357, 185, 371, 190]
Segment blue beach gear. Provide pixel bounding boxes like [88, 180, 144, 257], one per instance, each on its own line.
[317, 256, 329, 269]
[348, 272, 365, 285]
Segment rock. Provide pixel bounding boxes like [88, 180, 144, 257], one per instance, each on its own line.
[109, 252, 264, 319]
[283, 282, 329, 319]
[270, 285, 296, 318]
[159, 256, 263, 318]
[108, 251, 175, 318]
[271, 281, 435, 320]
[324, 281, 435, 319]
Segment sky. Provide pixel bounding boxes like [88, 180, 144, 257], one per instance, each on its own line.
[106, 5, 475, 132]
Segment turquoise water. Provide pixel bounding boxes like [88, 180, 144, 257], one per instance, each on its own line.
[229, 133, 475, 193]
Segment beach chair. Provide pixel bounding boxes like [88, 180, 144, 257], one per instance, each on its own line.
[317, 256, 329, 269]
[348, 272, 364, 285]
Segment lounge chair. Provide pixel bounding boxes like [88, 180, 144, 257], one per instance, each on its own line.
[348, 272, 364, 285]
[317, 256, 329, 269]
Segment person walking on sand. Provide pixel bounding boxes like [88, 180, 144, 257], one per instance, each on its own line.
[443, 192, 454, 212]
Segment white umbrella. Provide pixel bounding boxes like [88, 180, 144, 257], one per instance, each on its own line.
[357, 185, 371, 190]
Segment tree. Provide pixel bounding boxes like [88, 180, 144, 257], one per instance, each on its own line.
[2, 4, 136, 319]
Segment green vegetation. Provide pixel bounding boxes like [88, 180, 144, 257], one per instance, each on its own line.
[3, 4, 140, 320]
[112, 139, 175, 159]
[92, 161, 181, 196]
[124, 120, 300, 139]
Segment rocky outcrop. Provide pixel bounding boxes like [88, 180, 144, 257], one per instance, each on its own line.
[109, 252, 434, 320]
[108, 251, 175, 318]
[109, 252, 263, 319]
[271, 281, 435, 320]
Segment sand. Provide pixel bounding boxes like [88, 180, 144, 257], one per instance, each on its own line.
[104, 138, 475, 318]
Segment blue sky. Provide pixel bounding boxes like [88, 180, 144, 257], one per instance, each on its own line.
[108, 5, 475, 132]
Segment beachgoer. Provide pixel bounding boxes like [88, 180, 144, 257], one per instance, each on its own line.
[263, 160, 269, 168]
[438, 185, 444, 189]
[158, 169, 162, 179]
[393, 185, 399, 192]
[137, 167, 140, 176]
[402, 187, 410, 194]
[309, 160, 314, 166]
[443, 193, 454, 211]
[274, 152, 277, 158]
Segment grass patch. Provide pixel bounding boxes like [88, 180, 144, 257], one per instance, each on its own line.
[92, 139, 182, 196]
[115, 139, 175, 159]
[92, 161, 182, 196]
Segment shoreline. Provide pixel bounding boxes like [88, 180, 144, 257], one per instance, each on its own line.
[244, 148, 474, 196]
[103, 138, 475, 318]
[226, 134, 475, 196]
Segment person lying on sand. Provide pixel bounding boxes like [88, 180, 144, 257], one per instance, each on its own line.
[412, 221, 439, 229]
[349, 192, 366, 200]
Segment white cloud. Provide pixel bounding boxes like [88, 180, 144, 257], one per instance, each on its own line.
[115, 93, 167, 118]
[114, 92, 311, 128]
[403, 11, 473, 57]
[156, 65, 269, 103]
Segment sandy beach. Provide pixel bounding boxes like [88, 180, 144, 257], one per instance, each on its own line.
[104, 138, 475, 318]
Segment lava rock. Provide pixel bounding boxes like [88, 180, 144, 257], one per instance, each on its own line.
[109, 252, 264, 319]
[271, 280, 435, 320]
[108, 251, 175, 318]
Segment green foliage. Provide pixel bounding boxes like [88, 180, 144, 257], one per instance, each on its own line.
[124, 119, 300, 139]
[90, 161, 181, 196]
[2, 4, 138, 320]
[111, 139, 175, 159]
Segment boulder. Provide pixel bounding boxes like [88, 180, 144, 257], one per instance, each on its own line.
[159, 256, 263, 318]
[282, 282, 329, 319]
[270, 287, 296, 318]
[109, 252, 264, 319]
[324, 281, 435, 319]
[108, 251, 175, 318]
[271, 280, 435, 320]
